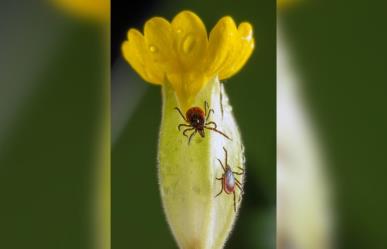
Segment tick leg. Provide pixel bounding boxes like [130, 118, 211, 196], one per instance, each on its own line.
[235, 181, 244, 195]
[233, 170, 244, 176]
[215, 181, 224, 198]
[233, 191, 236, 212]
[205, 127, 231, 140]
[223, 147, 228, 165]
[205, 121, 217, 129]
[174, 107, 188, 122]
[207, 109, 214, 120]
[204, 101, 214, 120]
[233, 166, 245, 175]
[183, 127, 195, 137]
[235, 178, 243, 187]
[217, 159, 226, 172]
[188, 130, 197, 144]
[178, 123, 191, 131]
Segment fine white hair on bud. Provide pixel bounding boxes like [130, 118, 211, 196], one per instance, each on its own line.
[158, 77, 245, 249]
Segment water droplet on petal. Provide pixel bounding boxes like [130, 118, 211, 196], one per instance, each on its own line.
[242, 31, 253, 41]
[182, 35, 195, 54]
[149, 45, 158, 53]
[239, 23, 253, 41]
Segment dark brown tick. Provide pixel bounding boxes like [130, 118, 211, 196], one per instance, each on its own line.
[174, 101, 230, 144]
[215, 147, 244, 212]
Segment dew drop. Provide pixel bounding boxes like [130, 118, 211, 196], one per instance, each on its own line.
[242, 31, 253, 41]
[182, 35, 196, 53]
[239, 23, 253, 41]
[149, 45, 158, 53]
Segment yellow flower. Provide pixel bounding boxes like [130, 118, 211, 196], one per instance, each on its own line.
[122, 10, 254, 111]
[122, 11, 252, 249]
[53, 0, 110, 21]
[277, 0, 300, 9]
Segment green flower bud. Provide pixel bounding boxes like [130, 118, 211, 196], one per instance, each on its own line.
[158, 77, 245, 249]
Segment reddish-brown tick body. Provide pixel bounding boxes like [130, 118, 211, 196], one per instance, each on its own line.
[215, 147, 244, 212]
[186, 107, 206, 137]
[174, 101, 230, 144]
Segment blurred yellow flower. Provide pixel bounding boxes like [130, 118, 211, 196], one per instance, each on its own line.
[122, 10, 254, 110]
[277, 0, 300, 9]
[53, 0, 110, 21]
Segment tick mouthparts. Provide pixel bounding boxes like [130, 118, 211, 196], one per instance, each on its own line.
[199, 130, 205, 137]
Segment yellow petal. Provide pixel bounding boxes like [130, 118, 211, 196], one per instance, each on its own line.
[171, 10, 208, 70]
[122, 29, 163, 84]
[144, 17, 177, 73]
[166, 72, 209, 111]
[121, 11, 255, 106]
[218, 22, 255, 79]
[206, 17, 238, 77]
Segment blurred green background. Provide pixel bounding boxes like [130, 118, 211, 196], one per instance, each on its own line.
[2, 0, 387, 249]
[0, 1, 108, 248]
[111, 0, 276, 249]
[280, 1, 387, 249]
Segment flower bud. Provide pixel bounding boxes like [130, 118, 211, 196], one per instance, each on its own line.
[158, 77, 245, 249]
